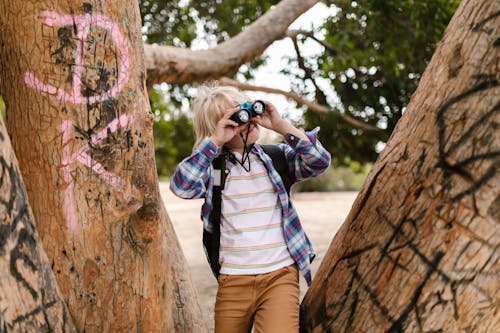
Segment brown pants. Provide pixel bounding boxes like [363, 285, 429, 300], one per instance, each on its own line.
[214, 264, 300, 333]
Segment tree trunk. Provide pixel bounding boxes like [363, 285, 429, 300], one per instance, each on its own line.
[0, 1, 206, 332]
[301, 1, 499, 332]
[0, 117, 76, 331]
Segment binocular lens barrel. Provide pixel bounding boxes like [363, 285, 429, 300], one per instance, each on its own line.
[252, 101, 265, 115]
[235, 110, 250, 123]
[230, 100, 266, 125]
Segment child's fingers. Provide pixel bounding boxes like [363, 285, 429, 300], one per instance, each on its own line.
[221, 107, 240, 120]
[226, 119, 239, 128]
[238, 123, 250, 132]
[217, 117, 239, 129]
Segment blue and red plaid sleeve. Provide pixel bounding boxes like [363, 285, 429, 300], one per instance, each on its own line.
[281, 127, 331, 181]
[169, 138, 221, 199]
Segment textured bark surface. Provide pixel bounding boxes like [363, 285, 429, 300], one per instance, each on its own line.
[301, 1, 499, 332]
[144, 0, 320, 85]
[0, 117, 76, 332]
[0, 1, 205, 332]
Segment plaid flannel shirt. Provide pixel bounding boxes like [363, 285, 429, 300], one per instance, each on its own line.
[170, 127, 331, 285]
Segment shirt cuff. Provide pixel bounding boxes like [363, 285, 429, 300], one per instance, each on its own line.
[285, 133, 301, 148]
[195, 137, 222, 160]
[285, 127, 320, 148]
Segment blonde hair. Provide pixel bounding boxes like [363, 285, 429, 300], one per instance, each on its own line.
[192, 84, 250, 149]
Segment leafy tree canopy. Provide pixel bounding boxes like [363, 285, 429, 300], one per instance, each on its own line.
[140, 0, 459, 175]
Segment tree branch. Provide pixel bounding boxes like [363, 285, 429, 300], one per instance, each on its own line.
[287, 33, 380, 132]
[219, 77, 381, 132]
[290, 33, 328, 105]
[287, 29, 338, 55]
[144, 0, 321, 86]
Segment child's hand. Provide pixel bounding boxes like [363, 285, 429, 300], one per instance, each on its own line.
[210, 107, 246, 146]
[254, 100, 309, 140]
[254, 101, 289, 134]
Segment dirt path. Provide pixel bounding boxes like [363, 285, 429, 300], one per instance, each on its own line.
[160, 182, 357, 331]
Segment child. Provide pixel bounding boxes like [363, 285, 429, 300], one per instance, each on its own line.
[170, 85, 331, 333]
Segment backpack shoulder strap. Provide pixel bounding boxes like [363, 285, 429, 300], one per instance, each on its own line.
[261, 144, 293, 194]
[203, 152, 227, 278]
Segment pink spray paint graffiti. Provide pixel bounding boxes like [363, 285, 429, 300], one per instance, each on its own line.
[60, 115, 134, 230]
[24, 10, 130, 104]
[25, 10, 133, 230]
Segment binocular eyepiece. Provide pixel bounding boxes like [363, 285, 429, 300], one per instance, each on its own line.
[230, 100, 266, 125]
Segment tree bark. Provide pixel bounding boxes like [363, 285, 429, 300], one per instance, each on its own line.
[0, 1, 206, 332]
[301, 1, 499, 332]
[0, 117, 76, 331]
[144, 0, 320, 85]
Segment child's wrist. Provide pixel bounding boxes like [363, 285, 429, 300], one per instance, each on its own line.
[274, 120, 294, 136]
[209, 135, 223, 147]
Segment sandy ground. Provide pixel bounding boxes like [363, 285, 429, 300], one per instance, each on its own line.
[160, 182, 358, 332]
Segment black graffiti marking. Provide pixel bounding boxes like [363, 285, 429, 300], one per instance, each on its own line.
[0, 153, 76, 331]
[324, 261, 360, 324]
[349, 162, 387, 223]
[381, 206, 499, 330]
[82, 3, 93, 14]
[50, 26, 77, 76]
[472, 9, 500, 31]
[378, 207, 452, 283]
[436, 8, 500, 202]
[386, 252, 445, 333]
[11, 300, 57, 326]
[10, 227, 38, 300]
[304, 208, 495, 333]
[376, 213, 418, 272]
[437, 79, 498, 160]
[0, 156, 17, 213]
[376, 211, 455, 332]
[436, 78, 499, 201]
[313, 208, 454, 332]
[82, 30, 114, 99]
[345, 290, 358, 333]
[304, 243, 398, 333]
[0, 313, 7, 333]
[0, 156, 40, 301]
[442, 98, 499, 159]
[353, 269, 396, 324]
[452, 165, 497, 201]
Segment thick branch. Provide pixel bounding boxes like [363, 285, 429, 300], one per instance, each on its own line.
[144, 0, 320, 85]
[219, 77, 381, 132]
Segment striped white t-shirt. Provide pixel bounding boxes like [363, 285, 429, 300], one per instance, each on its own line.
[219, 151, 294, 275]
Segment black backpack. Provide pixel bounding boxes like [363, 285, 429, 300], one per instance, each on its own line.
[203, 145, 293, 278]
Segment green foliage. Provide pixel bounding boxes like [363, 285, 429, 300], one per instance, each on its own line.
[140, 0, 279, 46]
[300, 0, 460, 166]
[187, 0, 280, 43]
[140, 1, 197, 46]
[150, 87, 195, 176]
[0, 96, 5, 122]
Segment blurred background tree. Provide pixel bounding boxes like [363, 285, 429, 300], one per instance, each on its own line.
[142, 0, 459, 183]
[150, 88, 195, 178]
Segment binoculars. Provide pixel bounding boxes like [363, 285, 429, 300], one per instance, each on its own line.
[230, 100, 266, 125]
